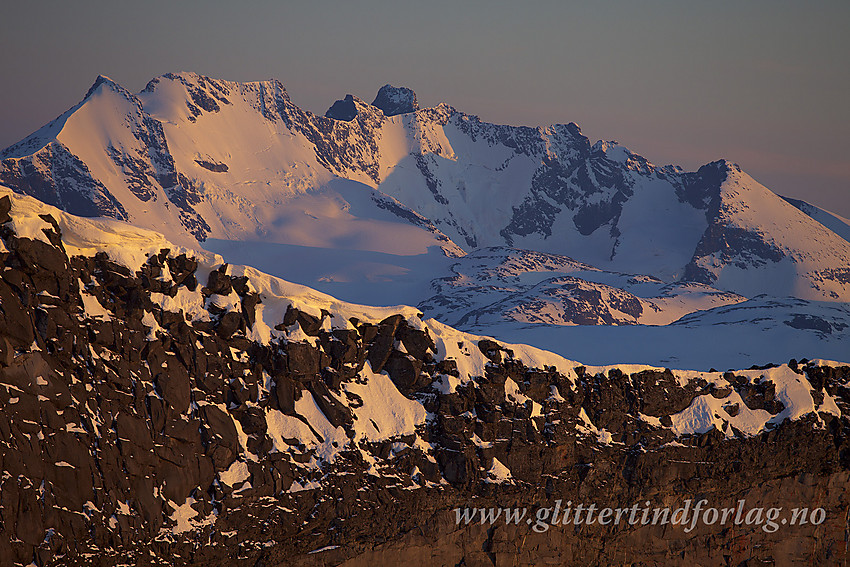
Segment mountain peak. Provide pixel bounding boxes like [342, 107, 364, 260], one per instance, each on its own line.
[325, 94, 357, 121]
[372, 84, 419, 116]
[83, 74, 125, 99]
[324, 94, 376, 121]
[718, 158, 742, 173]
[700, 158, 741, 176]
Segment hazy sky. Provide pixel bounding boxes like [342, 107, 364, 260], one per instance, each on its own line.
[2, 1, 848, 216]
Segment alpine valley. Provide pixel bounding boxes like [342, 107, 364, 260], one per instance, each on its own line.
[1, 73, 849, 566]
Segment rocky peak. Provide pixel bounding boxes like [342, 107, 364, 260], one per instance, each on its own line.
[325, 94, 360, 121]
[323, 93, 383, 123]
[83, 74, 131, 101]
[371, 84, 419, 116]
[701, 158, 739, 175]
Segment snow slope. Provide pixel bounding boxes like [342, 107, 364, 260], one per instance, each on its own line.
[782, 195, 850, 244]
[1, 74, 461, 261]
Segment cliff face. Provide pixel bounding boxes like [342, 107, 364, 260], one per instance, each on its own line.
[0, 192, 849, 566]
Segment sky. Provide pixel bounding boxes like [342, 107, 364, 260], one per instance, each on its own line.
[1, 0, 848, 216]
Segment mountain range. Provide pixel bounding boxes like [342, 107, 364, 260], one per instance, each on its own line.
[2, 71, 849, 368]
[1, 72, 850, 565]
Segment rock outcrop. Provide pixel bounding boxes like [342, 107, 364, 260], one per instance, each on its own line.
[371, 84, 419, 116]
[325, 94, 359, 122]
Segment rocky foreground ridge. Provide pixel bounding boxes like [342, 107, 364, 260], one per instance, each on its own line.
[1, 191, 849, 566]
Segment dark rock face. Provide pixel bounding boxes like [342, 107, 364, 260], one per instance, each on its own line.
[1, 205, 849, 566]
[145, 72, 232, 122]
[499, 137, 703, 251]
[325, 94, 359, 121]
[1, 143, 129, 220]
[676, 159, 728, 210]
[371, 84, 419, 116]
[785, 313, 844, 335]
[0, 195, 11, 223]
[194, 159, 228, 173]
[280, 92, 386, 183]
[684, 223, 786, 285]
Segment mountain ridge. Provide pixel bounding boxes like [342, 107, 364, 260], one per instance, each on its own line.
[2, 71, 849, 328]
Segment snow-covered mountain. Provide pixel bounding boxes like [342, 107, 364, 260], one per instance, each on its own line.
[3, 71, 850, 566]
[0, 74, 459, 259]
[2, 70, 849, 375]
[3, 71, 850, 309]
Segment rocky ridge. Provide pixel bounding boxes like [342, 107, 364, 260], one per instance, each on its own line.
[1, 190, 849, 566]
